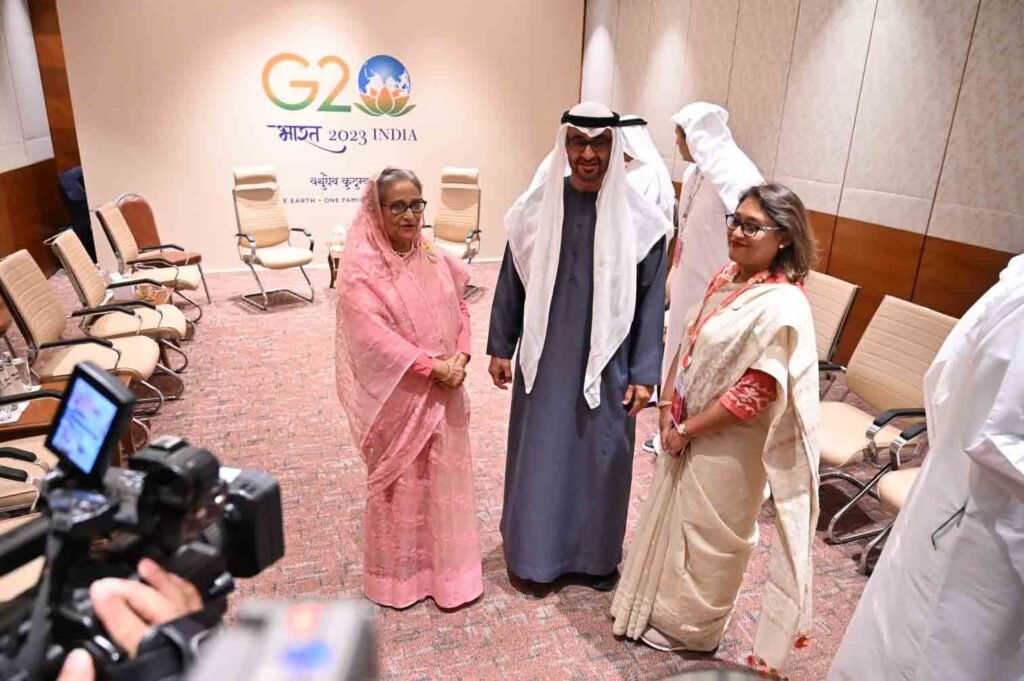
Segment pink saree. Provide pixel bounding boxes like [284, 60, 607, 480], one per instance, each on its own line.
[335, 177, 482, 609]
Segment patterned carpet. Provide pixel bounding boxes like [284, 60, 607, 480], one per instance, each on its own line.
[36, 263, 892, 680]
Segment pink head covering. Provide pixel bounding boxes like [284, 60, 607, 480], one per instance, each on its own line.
[335, 173, 469, 495]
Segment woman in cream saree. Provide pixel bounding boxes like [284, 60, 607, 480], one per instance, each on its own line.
[612, 184, 820, 675]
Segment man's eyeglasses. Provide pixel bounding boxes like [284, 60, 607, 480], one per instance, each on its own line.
[381, 199, 428, 216]
[566, 137, 612, 153]
[726, 213, 785, 237]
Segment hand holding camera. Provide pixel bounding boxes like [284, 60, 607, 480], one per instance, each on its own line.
[57, 558, 202, 680]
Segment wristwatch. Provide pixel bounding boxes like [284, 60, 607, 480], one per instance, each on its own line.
[676, 421, 689, 438]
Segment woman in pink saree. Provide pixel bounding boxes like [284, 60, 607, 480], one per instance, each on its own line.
[335, 168, 482, 609]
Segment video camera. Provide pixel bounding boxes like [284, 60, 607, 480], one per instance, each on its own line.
[0, 362, 284, 680]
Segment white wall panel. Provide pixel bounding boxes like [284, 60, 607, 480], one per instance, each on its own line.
[610, 0, 653, 114]
[725, 0, 800, 178]
[839, 0, 978, 231]
[774, 0, 876, 213]
[930, 0, 1024, 252]
[637, 0, 691, 163]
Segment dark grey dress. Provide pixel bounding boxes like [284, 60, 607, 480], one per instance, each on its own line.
[487, 180, 666, 582]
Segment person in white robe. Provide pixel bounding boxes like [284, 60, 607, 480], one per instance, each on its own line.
[664, 102, 763, 378]
[829, 255, 1024, 681]
[643, 102, 764, 454]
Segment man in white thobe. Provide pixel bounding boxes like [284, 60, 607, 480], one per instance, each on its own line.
[645, 102, 763, 452]
[829, 255, 1024, 681]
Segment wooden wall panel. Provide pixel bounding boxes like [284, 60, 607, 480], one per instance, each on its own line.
[0, 159, 65, 275]
[28, 0, 79, 173]
[826, 217, 925, 364]
[808, 209, 837, 271]
[912, 236, 1013, 318]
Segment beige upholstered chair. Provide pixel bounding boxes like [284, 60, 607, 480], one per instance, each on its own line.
[427, 167, 482, 297]
[116, 193, 211, 303]
[231, 165, 315, 311]
[0, 428, 57, 518]
[805, 271, 859, 363]
[820, 296, 956, 544]
[48, 229, 191, 372]
[0, 250, 180, 412]
[95, 202, 204, 321]
[0, 514, 44, 601]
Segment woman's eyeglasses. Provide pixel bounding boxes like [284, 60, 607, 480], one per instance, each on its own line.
[726, 213, 785, 237]
[381, 199, 428, 216]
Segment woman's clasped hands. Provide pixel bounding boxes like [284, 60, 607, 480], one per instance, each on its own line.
[431, 353, 469, 388]
[658, 403, 690, 456]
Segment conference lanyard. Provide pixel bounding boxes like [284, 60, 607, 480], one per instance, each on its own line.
[680, 267, 770, 370]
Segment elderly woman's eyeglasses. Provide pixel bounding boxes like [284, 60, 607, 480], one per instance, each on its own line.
[381, 199, 428, 216]
[566, 137, 612, 152]
[726, 213, 785, 237]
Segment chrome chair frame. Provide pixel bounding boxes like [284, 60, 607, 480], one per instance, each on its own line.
[233, 229, 315, 311]
[820, 405, 926, 544]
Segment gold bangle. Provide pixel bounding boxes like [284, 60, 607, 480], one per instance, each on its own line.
[657, 400, 673, 408]
[676, 421, 689, 437]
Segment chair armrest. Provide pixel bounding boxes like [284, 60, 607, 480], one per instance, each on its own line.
[0, 465, 28, 483]
[106, 300, 158, 312]
[0, 447, 38, 462]
[39, 336, 121, 367]
[235, 232, 258, 260]
[39, 336, 113, 350]
[70, 304, 138, 318]
[889, 421, 928, 468]
[0, 389, 63, 407]
[864, 408, 926, 462]
[140, 243, 185, 252]
[108, 278, 164, 290]
[290, 228, 314, 251]
[128, 256, 177, 269]
[818, 360, 846, 373]
[871, 408, 926, 430]
[0, 447, 52, 472]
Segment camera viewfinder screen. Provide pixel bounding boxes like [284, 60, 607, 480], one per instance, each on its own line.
[51, 378, 119, 475]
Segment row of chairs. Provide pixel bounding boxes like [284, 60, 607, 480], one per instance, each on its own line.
[0, 195, 213, 536]
[805, 271, 958, 573]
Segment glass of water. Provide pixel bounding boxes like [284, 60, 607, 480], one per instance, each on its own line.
[11, 357, 34, 392]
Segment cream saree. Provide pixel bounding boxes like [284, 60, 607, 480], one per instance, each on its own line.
[611, 278, 820, 671]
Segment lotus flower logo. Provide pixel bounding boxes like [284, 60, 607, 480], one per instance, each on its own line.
[355, 55, 415, 117]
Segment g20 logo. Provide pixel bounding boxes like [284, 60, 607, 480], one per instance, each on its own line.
[262, 53, 415, 117]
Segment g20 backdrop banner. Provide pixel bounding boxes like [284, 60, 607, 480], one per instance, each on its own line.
[262, 52, 419, 208]
[58, 0, 584, 269]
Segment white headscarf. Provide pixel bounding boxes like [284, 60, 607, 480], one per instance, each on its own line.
[528, 114, 675, 224]
[670, 102, 763, 212]
[620, 115, 675, 221]
[507, 101, 669, 408]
